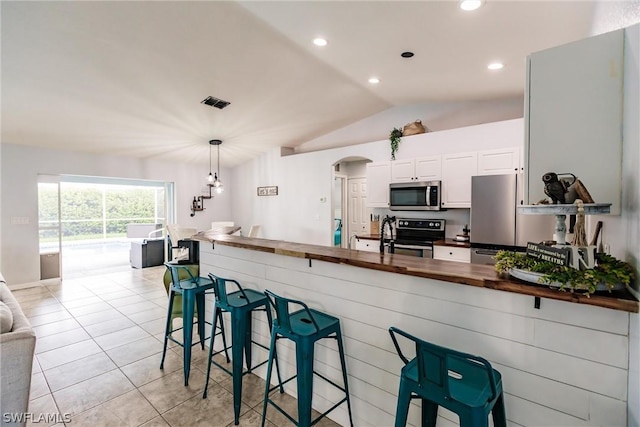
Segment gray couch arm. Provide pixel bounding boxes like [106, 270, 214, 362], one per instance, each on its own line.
[1, 282, 36, 427]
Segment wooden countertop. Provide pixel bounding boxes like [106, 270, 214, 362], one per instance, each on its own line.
[433, 239, 471, 248]
[193, 233, 638, 313]
[355, 234, 381, 241]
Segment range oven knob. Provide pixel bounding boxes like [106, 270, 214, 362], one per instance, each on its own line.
[429, 222, 434, 227]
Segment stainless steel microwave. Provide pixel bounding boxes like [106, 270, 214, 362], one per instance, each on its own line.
[389, 181, 442, 211]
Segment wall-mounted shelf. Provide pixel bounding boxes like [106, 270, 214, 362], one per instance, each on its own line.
[517, 203, 611, 244]
[190, 185, 213, 217]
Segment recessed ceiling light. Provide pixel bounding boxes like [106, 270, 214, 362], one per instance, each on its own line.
[313, 38, 328, 47]
[487, 62, 504, 70]
[401, 51, 414, 58]
[368, 77, 380, 84]
[459, 0, 484, 11]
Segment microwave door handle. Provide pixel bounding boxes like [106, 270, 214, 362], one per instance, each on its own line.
[425, 186, 432, 205]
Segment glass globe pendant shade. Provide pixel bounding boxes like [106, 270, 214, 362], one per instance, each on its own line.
[213, 173, 224, 193]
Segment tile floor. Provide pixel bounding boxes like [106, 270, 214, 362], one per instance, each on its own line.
[14, 266, 340, 427]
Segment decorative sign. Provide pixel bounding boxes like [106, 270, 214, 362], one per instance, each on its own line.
[257, 186, 278, 196]
[526, 242, 571, 266]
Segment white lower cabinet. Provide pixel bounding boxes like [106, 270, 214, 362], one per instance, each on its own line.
[433, 245, 470, 263]
[355, 239, 379, 252]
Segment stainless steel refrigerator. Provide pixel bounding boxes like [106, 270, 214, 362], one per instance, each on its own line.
[470, 174, 554, 264]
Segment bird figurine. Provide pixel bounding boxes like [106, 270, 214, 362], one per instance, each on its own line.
[542, 172, 567, 204]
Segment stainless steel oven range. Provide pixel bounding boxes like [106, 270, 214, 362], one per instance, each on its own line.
[394, 218, 445, 258]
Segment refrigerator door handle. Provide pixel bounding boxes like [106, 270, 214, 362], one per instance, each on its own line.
[473, 249, 499, 256]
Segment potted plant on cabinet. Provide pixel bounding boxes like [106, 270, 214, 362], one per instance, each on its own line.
[389, 127, 402, 160]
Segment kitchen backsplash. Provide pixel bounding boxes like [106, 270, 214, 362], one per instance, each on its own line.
[371, 207, 470, 239]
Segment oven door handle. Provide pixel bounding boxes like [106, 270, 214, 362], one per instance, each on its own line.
[473, 249, 499, 256]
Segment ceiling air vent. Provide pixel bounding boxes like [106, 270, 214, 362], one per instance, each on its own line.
[201, 96, 231, 109]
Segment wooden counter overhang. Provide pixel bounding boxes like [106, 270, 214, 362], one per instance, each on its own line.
[193, 233, 639, 313]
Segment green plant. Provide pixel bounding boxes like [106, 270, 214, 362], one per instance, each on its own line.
[389, 128, 403, 160]
[494, 250, 635, 294]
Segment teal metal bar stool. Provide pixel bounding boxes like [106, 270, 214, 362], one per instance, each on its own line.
[203, 274, 280, 426]
[388, 327, 507, 427]
[161, 262, 229, 386]
[261, 289, 354, 427]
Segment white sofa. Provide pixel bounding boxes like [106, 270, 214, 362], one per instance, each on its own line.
[0, 275, 36, 427]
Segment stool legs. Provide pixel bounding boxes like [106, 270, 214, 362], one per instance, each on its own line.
[260, 331, 283, 427]
[244, 311, 253, 372]
[261, 331, 351, 427]
[422, 400, 438, 427]
[196, 293, 207, 350]
[230, 307, 250, 425]
[394, 379, 412, 427]
[491, 393, 507, 427]
[182, 290, 195, 386]
[203, 305, 229, 399]
[295, 337, 315, 427]
[336, 329, 354, 427]
[160, 289, 176, 370]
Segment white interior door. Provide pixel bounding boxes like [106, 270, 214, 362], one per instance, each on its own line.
[348, 178, 370, 239]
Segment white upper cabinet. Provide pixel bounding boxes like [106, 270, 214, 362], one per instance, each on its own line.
[390, 159, 415, 182]
[441, 152, 477, 208]
[366, 161, 391, 208]
[525, 28, 624, 214]
[415, 156, 442, 181]
[391, 156, 441, 182]
[477, 147, 521, 175]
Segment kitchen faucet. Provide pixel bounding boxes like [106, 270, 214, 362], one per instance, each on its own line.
[379, 215, 396, 254]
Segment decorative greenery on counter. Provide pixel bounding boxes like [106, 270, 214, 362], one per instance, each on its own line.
[494, 250, 635, 294]
[389, 128, 403, 160]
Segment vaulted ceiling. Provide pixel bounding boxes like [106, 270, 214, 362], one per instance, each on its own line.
[0, 1, 614, 168]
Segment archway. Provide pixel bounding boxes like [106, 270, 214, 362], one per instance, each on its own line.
[331, 156, 372, 248]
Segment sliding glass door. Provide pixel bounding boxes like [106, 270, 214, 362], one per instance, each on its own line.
[38, 174, 174, 279]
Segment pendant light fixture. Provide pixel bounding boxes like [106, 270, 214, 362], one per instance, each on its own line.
[207, 143, 214, 184]
[209, 139, 224, 193]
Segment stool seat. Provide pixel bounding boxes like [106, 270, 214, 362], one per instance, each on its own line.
[389, 327, 507, 427]
[261, 290, 353, 427]
[284, 308, 339, 337]
[225, 288, 267, 307]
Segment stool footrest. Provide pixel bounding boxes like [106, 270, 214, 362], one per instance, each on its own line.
[207, 340, 270, 377]
[313, 371, 347, 394]
[264, 400, 299, 426]
[165, 323, 225, 349]
[264, 396, 347, 427]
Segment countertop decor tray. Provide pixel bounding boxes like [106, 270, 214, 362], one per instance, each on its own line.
[508, 268, 625, 292]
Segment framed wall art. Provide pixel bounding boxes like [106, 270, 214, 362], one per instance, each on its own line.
[257, 186, 278, 196]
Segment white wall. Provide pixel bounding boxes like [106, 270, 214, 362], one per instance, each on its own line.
[295, 97, 524, 154]
[0, 143, 232, 285]
[231, 118, 524, 246]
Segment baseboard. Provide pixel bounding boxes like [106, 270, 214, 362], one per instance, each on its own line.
[8, 278, 60, 291]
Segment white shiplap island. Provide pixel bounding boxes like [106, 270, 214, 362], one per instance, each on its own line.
[196, 235, 638, 427]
